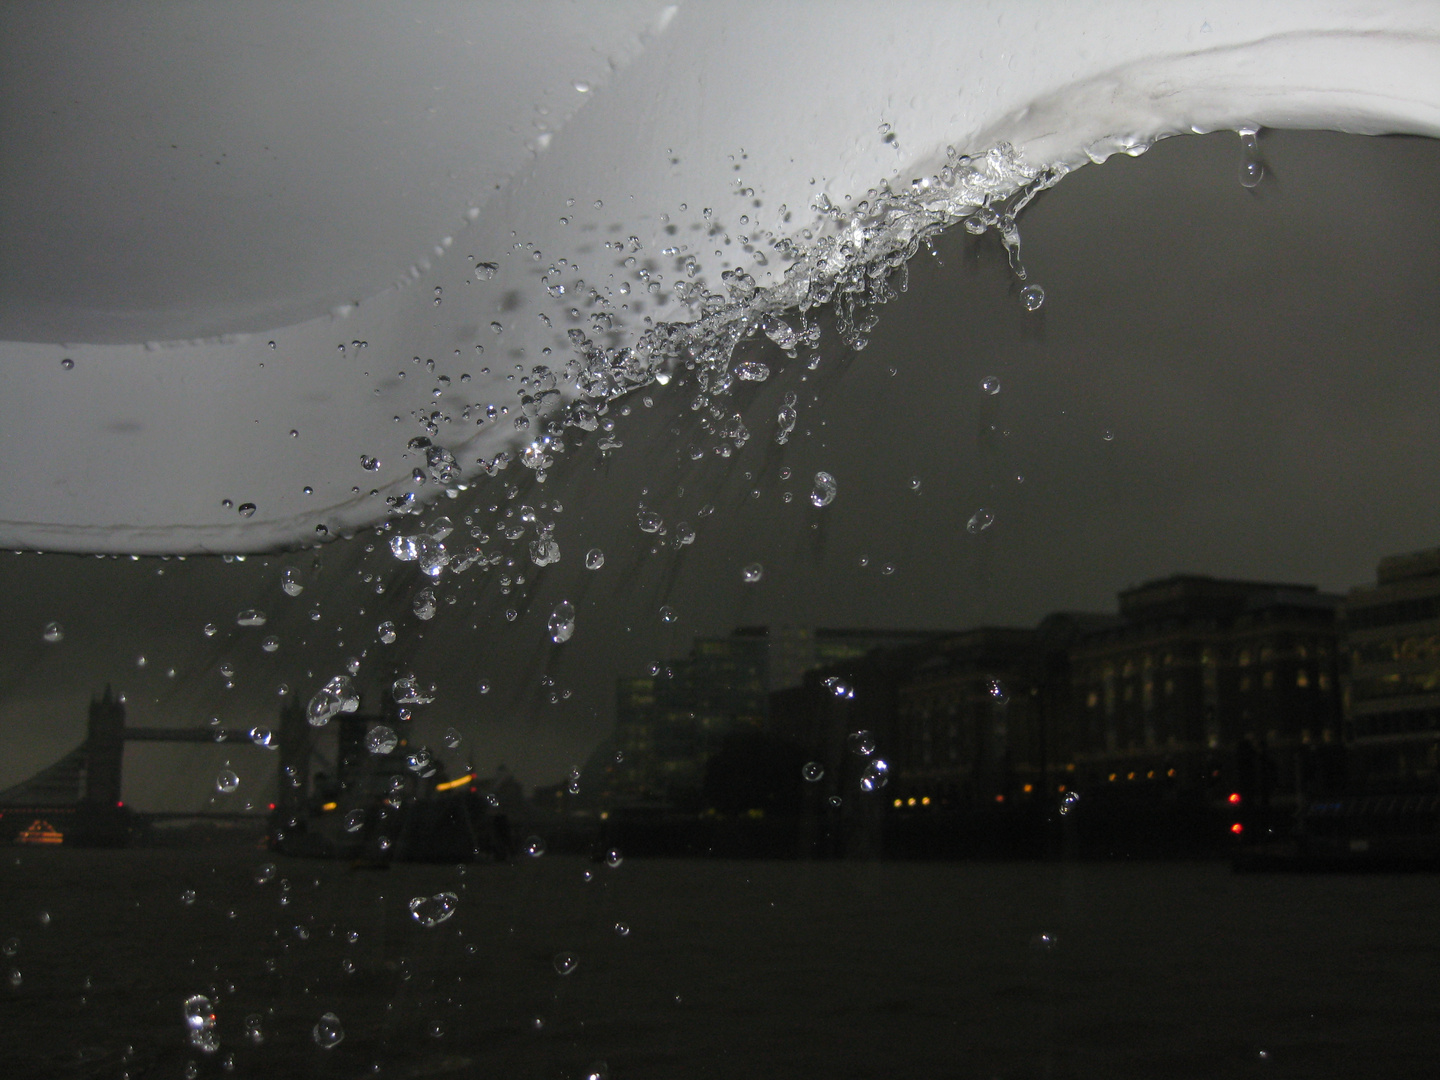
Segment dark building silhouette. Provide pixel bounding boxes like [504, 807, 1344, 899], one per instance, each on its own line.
[607, 626, 935, 803]
[1342, 546, 1440, 787]
[1070, 575, 1343, 791]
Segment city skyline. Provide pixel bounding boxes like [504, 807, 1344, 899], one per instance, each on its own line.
[2, 129, 1440, 812]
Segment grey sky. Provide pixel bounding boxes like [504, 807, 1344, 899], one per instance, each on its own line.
[3, 129, 1438, 809]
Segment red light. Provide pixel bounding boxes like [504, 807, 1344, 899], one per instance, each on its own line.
[268, 803, 276, 810]
[1228, 792, 1242, 805]
[1231, 822, 1244, 835]
[116, 801, 124, 808]
[994, 794, 1005, 803]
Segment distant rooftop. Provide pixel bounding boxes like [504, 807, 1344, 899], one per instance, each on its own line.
[1375, 546, 1440, 586]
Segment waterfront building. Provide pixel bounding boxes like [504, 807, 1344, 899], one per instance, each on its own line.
[1342, 546, 1440, 786]
[1069, 575, 1343, 791]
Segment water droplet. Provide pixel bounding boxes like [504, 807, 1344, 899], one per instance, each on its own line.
[775, 404, 798, 444]
[343, 809, 365, 834]
[261, 636, 279, 653]
[810, 471, 837, 507]
[180, 889, 196, 905]
[254, 863, 276, 884]
[981, 376, 1001, 395]
[248, 726, 273, 747]
[742, 563, 763, 584]
[408, 891, 459, 928]
[236, 609, 266, 627]
[202, 623, 217, 637]
[312, 1012, 344, 1049]
[987, 678, 1009, 703]
[825, 677, 855, 700]
[1029, 932, 1058, 952]
[6, 967, 19, 988]
[1020, 284, 1045, 311]
[966, 508, 995, 534]
[1103, 429, 1115, 442]
[584, 548, 605, 570]
[237, 503, 257, 518]
[378, 621, 397, 644]
[440, 727, 462, 750]
[638, 510, 663, 534]
[42, 622, 63, 643]
[604, 848, 623, 868]
[859, 758, 890, 792]
[279, 568, 303, 596]
[524, 836, 546, 857]
[183, 995, 217, 1051]
[847, 730, 876, 756]
[553, 952, 578, 976]
[828, 795, 843, 808]
[60, 357, 74, 370]
[802, 761, 824, 782]
[548, 601, 576, 644]
[366, 725, 398, 755]
[360, 454, 380, 472]
[573, 80, 591, 93]
[614, 923, 630, 937]
[215, 769, 239, 794]
[392, 676, 434, 706]
[412, 589, 437, 621]
[735, 361, 770, 382]
[659, 605, 677, 624]
[1238, 129, 1265, 188]
[306, 674, 359, 727]
[1059, 791, 1080, 816]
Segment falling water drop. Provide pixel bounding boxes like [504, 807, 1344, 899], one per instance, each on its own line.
[810, 472, 837, 507]
[1238, 127, 1265, 188]
[312, 1012, 344, 1049]
[366, 726, 399, 755]
[548, 601, 576, 644]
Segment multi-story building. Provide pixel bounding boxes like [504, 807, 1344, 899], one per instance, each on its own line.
[1342, 546, 1440, 786]
[881, 614, 1114, 805]
[1069, 575, 1343, 790]
[608, 626, 936, 804]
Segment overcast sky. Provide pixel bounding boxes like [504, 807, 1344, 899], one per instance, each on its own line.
[3, 128, 1438, 810]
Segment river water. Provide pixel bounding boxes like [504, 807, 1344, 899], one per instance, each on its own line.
[2, 850, 1436, 1079]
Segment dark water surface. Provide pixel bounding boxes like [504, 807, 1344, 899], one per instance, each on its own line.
[1, 850, 1436, 1079]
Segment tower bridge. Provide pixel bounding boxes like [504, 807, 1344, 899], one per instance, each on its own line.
[0, 686, 374, 846]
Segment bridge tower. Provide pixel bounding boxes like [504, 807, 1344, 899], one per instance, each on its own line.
[272, 697, 311, 841]
[74, 685, 129, 844]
